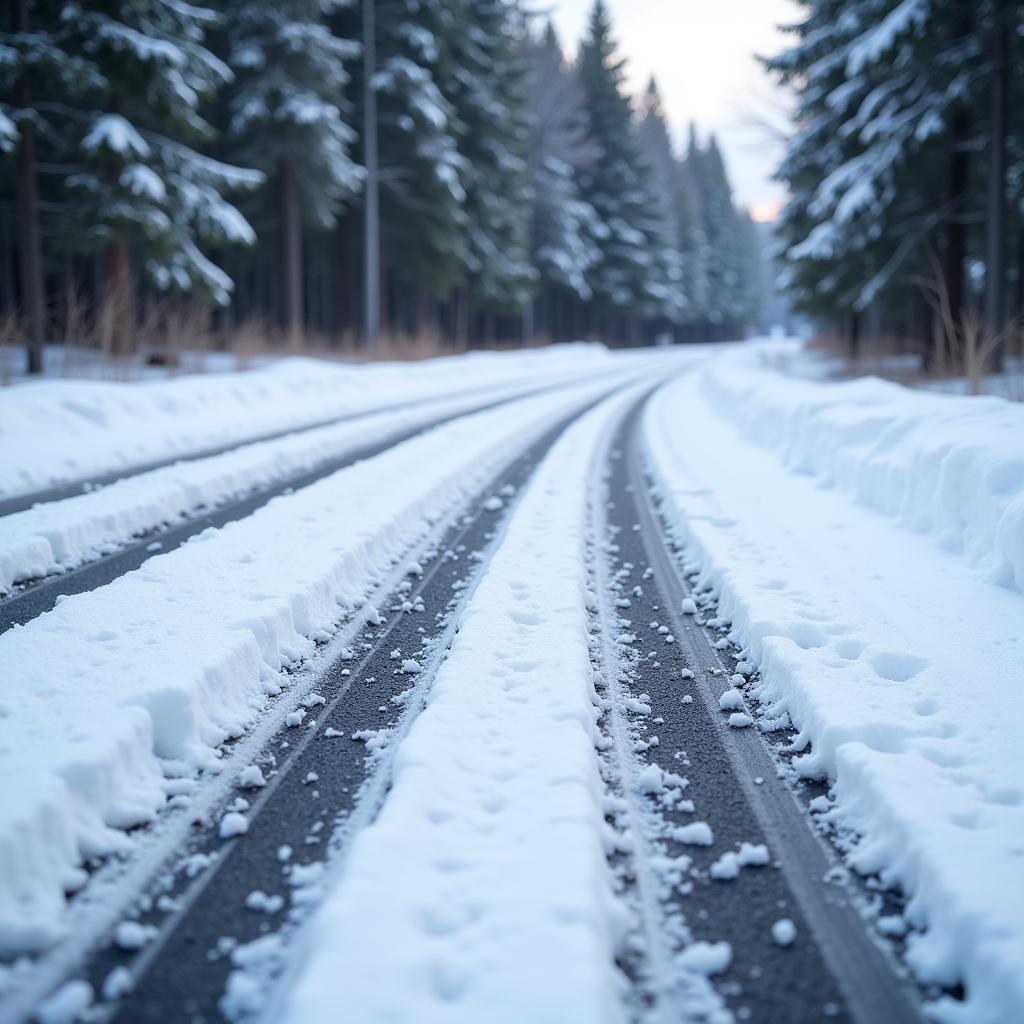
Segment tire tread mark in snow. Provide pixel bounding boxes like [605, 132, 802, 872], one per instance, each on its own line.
[0, 374, 560, 518]
[61, 406, 594, 1024]
[587, 406, 708, 1023]
[0, 374, 614, 634]
[616, 403, 922, 1024]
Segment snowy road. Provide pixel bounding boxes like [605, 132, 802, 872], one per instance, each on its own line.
[1, 342, 1020, 1024]
[0, 367, 629, 627]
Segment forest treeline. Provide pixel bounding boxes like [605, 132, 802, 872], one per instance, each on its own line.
[1, 0, 765, 371]
[767, 0, 1024, 369]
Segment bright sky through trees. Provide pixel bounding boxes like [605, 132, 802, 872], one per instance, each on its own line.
[552, 0, 800, 219]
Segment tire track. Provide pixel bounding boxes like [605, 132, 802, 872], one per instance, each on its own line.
[0, 372, 621, 634]
[587, 402, 730, 1024]
[601, 400, 922, 1024]
[5, 395, 606, 1024]
[0, 374, 560, 518]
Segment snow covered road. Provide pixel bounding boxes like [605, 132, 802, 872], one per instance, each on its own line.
[0, 371, 604, 597]
[0, 341, 1020, 1024]
[0, 345, 635, 508]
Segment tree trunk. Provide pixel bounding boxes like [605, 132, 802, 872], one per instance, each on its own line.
[13, 0, 45, 374]
[278, 151, 303, 344]
[1015, 225, 1024, 319]
[937, 109, 970, 372]
[415, 283, 433, 338]
[454, 286, 469, 348]
[361, 0, 380, 348]
[985, 0, 1008, 367]
[102, 237, 132, 357]
[335, 214, 356, 339]
[378, 252, 390, 340]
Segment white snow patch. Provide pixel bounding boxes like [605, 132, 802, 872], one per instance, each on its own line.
[238, 765, 266, 790]
[644, 340, 1024, 1020]
[771, 918, 797, 947]
[678, 940, 732, 975]
[718, 688, 745, 711]
[219, 813, 249, 840]
[672, 822, 714, 847]
[113, 920, 156, 950]
[35, 979, 94, 1024]
[274, 386, 646, 1023]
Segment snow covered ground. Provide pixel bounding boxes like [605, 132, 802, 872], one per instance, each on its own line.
[0, 374, 604, 593]
[0, 343, 631, 500]
[274, 385, 640, 1024]
[0, 375, 622, 957]
[0, 339, 1021, 1024]
[645, 344, 1024, 1024]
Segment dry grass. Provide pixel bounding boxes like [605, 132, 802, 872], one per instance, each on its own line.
[0, 299, 518, 385]
[802, 258, 1023, 401]
[0, 311, 27, 386]
[805, 329, 917, 362]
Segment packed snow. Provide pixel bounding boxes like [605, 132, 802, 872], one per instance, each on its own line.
[644, 342, 1024, 1023]
[0, 375, 594, 592]
[1, 337, 1020, 1023]
[274, 386, 644, 1023]
[0, 377, 620, 956]
[0, 344, 633, 500]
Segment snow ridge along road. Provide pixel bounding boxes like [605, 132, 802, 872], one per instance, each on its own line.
[644, 358, 1024, 1024]
[0, 374, 629, 970]
[0, 369, 625, 627]
[0, 344, 631, 510]
[274, 384, 650, 1024]
[614, 405, 921, 1024]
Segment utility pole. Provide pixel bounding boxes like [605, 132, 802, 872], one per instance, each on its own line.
[362, 0, 380, 346]
[13, 0, 45, 375]
[985, 0, 1008, 362]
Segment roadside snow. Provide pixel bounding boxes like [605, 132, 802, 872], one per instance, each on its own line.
[645, 349, 1024, 1024]
[0, 377, 578, 593]
[0, 378, 621, 957]
[711, 346, 1024, 595]
[274, 387, 645, 1023]
[0, 344, 630, 501]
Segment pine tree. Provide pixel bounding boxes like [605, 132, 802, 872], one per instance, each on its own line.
[637, 79, 697, 324]
[524, 22, 601, 306]
[368, 0, 468, 308]
[675, 136, 711, 324]
[577, 0, 675, 338]
[222, 0, 363, 337]
[764, 0, 1019, 362]
[1, 1, 70, 371]
[446, 0, 534, 333]
[689, 132, 750, 330]
[56, 0, 262, 336]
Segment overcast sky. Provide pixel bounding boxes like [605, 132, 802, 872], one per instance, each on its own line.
[551, 0, 801, 221]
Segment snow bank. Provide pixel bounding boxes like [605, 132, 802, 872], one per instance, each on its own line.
[704, 349, 1024, 595]
[0, 377, 570, 593]
[276, 390, 641, 1023]
[0, 344, 622, 500]
[644, 356, 1024, 1024]
[0, 379, 617, 957]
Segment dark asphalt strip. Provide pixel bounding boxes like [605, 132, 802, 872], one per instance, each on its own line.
[61, 408, 586, 1024]
[0, 374, 612, 634]
[608, 402, 922, 1024]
